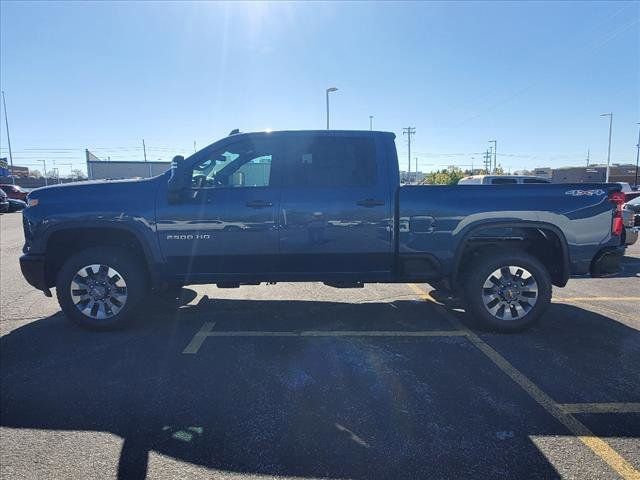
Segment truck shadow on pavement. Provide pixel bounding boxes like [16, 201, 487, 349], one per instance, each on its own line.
[1, 298, 639, 479]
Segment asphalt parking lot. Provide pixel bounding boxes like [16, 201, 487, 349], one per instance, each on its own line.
[1, 212, 639, 480]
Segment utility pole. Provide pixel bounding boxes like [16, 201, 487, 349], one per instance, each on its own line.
[402, 127, 416, 181]
[483, 149, 492, 173]
[600, 113, 613, 182]
[369, 115, 373, 131]
[586, 149, 590, 167]
[142, 139, 147, 162]
[39, 159, 48, 186]
[415, 157, 419, 177]
[194, 140, 197, 153]
[489, 140, 497, 173]
[1, 91, 15, 184]
[635, 123, 639, 188]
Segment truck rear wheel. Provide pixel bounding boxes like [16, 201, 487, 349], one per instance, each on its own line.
[463, 250, 551, 332]
[56, 247, 147, 330]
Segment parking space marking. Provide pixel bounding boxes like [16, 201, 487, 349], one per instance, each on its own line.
[559, 403, 640, 414]
[182, 321, 216, 354]
[196, 330, 465, 337]
[182, 324, 466, 353]
[556, 297, 640, 302]
[555, 301, 639, 322]
[408, 284, 640, 480]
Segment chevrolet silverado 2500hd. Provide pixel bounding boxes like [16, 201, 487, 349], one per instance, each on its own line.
[20, 130, 626, 331]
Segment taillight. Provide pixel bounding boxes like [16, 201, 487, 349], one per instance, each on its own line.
[612, 217, 624, 236]
[609, 191, 625, 235]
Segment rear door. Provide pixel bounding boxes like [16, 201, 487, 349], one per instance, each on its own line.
[277, 132, 393, 276]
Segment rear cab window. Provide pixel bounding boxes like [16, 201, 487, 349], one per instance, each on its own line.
[280, 135, 377, 187]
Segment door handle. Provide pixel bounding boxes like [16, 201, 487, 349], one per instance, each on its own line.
[356, 199, 385, 208]
[246, 200, 273, 208]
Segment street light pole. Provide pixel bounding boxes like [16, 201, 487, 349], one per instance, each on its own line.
[635, 122, 639, 188]
[369, 115, 373, 131]
[1, 91, 15, 184]
[601, 113, 613, 182]
[326, 87, 338, 129]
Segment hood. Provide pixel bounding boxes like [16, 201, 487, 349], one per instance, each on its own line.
[28, 175, 165, 200]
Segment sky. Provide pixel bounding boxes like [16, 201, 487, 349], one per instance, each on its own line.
[0, 1, 638, 176]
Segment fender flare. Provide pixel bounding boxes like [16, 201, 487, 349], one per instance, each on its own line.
[450, 220, 570, 288]
[41, 220, 162, 287]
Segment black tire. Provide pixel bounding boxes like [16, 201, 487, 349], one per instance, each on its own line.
[56, 246, 147, 330]
[463, 250, 551, 332]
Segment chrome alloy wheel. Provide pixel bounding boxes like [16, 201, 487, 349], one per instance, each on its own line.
[70, 264, 128, 320]
[481, 266, 538, 321]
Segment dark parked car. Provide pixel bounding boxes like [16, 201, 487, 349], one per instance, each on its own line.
[20, 130, 625, 332]
[0, 188, 9, 213]
[8, 198, 27, 213]
[0, 184, 28, 201]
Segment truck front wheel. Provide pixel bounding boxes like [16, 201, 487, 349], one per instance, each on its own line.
[463, 250, 551, 332]
[55, 246, 147, 330]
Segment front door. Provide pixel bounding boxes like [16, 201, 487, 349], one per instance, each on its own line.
[156, 136, 281, 281]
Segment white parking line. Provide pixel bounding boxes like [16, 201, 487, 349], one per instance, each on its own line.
[182, 321, 216, 354]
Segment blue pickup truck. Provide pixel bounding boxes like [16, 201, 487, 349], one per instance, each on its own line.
[20, 130, 626, 332]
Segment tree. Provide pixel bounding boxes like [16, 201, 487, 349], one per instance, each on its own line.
[31, 169, 42, 178]
[422, 166, 466, 185]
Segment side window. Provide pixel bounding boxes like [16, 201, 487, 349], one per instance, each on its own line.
[523, 178, 549, 184]
[491, 177, 518, 184]
[282, 136, 377, 187]
[191, 139, 274, 189]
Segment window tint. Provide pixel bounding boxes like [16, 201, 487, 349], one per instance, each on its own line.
[523, 178, 549, 184]
[491, 177, 518, 184]
[282, 136, 376, 187]
[191, 139, 273, 189]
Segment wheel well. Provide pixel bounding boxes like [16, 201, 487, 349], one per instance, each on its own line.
[45, 228, 150, 288]
[454, 226, 567, 288]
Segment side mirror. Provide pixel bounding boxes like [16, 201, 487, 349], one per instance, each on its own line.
[167, 155, 187, 203]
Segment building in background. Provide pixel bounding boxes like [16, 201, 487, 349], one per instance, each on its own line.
[400, 171, 425, 184]
[86, 160, 171, 180]
[534, 164, 637, 185]
[532, 167, 552, 180]
[551, 166, 605, 183]
[85, 149, 170, 180]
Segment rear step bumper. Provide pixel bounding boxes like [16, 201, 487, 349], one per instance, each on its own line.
[590, 246, 625, 277]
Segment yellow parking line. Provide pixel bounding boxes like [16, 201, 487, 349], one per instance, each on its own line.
[559, 301, 639, 322]
[556, 297, 640, 302]
[408, 284, 640, 480]
[559, 403, 640, 414]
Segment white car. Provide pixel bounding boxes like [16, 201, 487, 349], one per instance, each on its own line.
[458, 175, 551, 185]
